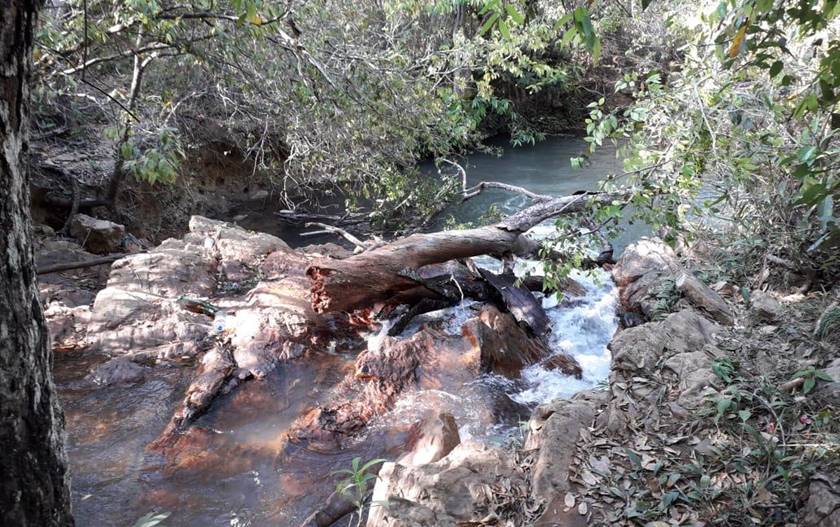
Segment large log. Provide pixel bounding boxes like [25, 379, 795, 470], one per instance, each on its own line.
[308, 193, 615, 314]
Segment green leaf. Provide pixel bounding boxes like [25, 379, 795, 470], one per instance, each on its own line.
[803, 376, 816, 394]
[769, 60, 783, 77]
[505, 4, 525, 25]
[815, 369, 835, 382]
[738, 409, 752, 422]
[479, 12, 500, 36]
[498, 18, 511, 39]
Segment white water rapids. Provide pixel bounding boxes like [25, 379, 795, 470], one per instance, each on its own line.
[367, 228, 619, 443]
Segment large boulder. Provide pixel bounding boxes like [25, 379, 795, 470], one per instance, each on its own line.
[69, 213, 125, 254]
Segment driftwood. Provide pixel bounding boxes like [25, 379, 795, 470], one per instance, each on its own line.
[307, 192, 618, 314]
[478, 269, 550, 336]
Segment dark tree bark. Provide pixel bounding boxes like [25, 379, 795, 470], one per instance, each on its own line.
[1, 1, 75, 525]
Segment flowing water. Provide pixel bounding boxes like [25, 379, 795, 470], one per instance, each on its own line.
[55, 135, 626, 526]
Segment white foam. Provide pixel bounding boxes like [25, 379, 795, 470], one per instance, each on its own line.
[512, 268, 617, 405]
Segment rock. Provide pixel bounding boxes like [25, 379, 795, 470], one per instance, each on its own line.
[609, 323, 665, 372]
[462, 305, 580, 378]
[676, 272, 734, 325]
[69, 213, 125, 254]
[816, 358, 840, 404]
[44, 304, 90, 352]
[659, 308, 718, 356]
[540, 354, 584, 372]
[662, 349, 720, 408]
[525, 390, 607, 502]
[289, 306, 565, 450]
[188, 215, 288, 263]
[86, 357, 147, 386]
[612, 238, 680, 287]
[367, 442, 528, 527]
[750, 290, 783, 323]
[610, 309, 717, 373]
[802, 473, 840, 527]
[399, 412, 461, 467]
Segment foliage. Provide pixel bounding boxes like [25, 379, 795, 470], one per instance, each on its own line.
[578, 0, 840, 285]
[34, 0, 611, 223]
[333, 457, 386, 521]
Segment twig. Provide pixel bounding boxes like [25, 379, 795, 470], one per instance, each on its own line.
[304, 222, 368, 250]
[462, 181, 554, 202]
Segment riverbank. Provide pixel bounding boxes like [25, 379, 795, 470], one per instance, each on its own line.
[363, 238, 840, 527]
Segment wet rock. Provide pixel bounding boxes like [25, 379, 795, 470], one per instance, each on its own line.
[525, 390, 607, 502]
[749, 290, 783, 323]
[289, 306, 571, 450]
[676, 272, 734, 325]
[802, 473, 840, 527]
[367, 442, 528, 527]
[399, 412, 461, 467]
[540, 354, 583, 372]
[462, 305, 579, 378]
[86, 357, 147, 386]
[612, 238, 679, 288]
[69, 213, 125, 254]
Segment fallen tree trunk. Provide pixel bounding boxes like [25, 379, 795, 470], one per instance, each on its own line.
[308, 192, 619, 314]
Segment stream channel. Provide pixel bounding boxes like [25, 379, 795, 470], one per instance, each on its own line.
[55, 136, 629, 526]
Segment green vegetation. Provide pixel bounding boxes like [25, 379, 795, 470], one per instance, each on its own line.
[333, 457, 386, 524]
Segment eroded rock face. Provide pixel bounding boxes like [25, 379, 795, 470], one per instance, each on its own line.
[70, 213, 125, 254]
[367, 442, 529, 527]
[86, 216, 299, 360]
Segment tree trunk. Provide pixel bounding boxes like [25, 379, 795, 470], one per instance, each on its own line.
[308, 193, 613, 313]
[0, 2, 75, 525]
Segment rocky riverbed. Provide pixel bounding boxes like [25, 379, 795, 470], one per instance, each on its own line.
[38, 217, 840, 526]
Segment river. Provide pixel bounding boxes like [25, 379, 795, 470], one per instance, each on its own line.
[55, 135, 626, 526]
